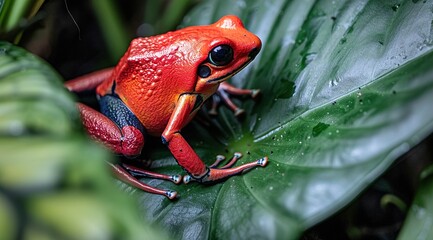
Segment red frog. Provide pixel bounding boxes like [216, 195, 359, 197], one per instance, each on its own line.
[65, 15, 268, 199]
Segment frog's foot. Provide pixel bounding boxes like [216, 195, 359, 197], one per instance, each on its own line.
[183, 153, 268, 184]
[110, 163, 179, 200]
[122, 163, 182, 184]
[210, 82, 260, 116]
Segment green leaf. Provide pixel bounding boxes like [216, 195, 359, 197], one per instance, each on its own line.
[398, 166, 433, 240]
[0, 0, 45, 42]
[131, 0, 433, 239]
[0, 42, 168, 240]
[0, 41, 78, 136]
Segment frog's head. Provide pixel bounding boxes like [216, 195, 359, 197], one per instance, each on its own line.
[192, 15, 261, 95]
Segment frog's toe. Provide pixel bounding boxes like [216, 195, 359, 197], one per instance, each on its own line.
[183, 175, 193, 184]
[251, 89, 260, 98]
[165, 190, 178, 200]
[210, 155, 225, 168]
[234, 108, 245, 117]
[170, 174, 182, 184]
[257, 156, 269, 167]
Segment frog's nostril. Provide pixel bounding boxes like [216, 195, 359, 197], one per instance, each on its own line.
[249, 47, 260, 58]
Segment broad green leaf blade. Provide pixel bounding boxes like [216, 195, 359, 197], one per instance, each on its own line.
[398, 166, 433, 240]
[134, 0, 433, 239]
[254, 49, 433, 226]
[0, 42, 168, 240]
[0, 41, 78, 136]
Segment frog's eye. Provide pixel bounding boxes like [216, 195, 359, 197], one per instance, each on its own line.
[209, 44, 233, 66]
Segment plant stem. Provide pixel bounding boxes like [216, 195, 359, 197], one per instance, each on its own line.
[91, 0, 129, 63]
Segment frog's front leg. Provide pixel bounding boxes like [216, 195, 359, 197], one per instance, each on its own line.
[162, 93, 268, 183]
[78, 95, 179, 199]
[209, 82, 260, 116]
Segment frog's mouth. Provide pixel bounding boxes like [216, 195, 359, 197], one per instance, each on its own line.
[206, 57, 254, 84]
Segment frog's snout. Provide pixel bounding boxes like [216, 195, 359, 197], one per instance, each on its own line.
[249, 47, 260, 59]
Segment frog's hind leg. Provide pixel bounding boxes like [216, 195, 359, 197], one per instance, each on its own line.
[122, 163, 182, 184]
[110, 163, 178, 199]
[65, 68, 114, 92]
[78, 95, 179, 199]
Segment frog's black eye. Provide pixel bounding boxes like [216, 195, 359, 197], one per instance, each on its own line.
[209, 44, 233, 66]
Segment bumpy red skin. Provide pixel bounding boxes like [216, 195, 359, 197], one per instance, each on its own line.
[77, 103, 145, 156]
[66, 15, 265, 189]
[97, 16, 261, 136]
[98, 16, 261, 178]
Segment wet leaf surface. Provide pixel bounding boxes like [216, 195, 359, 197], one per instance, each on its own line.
[132, 0, 433, 239]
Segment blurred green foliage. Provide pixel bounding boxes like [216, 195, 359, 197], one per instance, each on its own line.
[398, 165, 433, 239]
[0, 40, 168, 240]
[0, 0, 44, 42]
